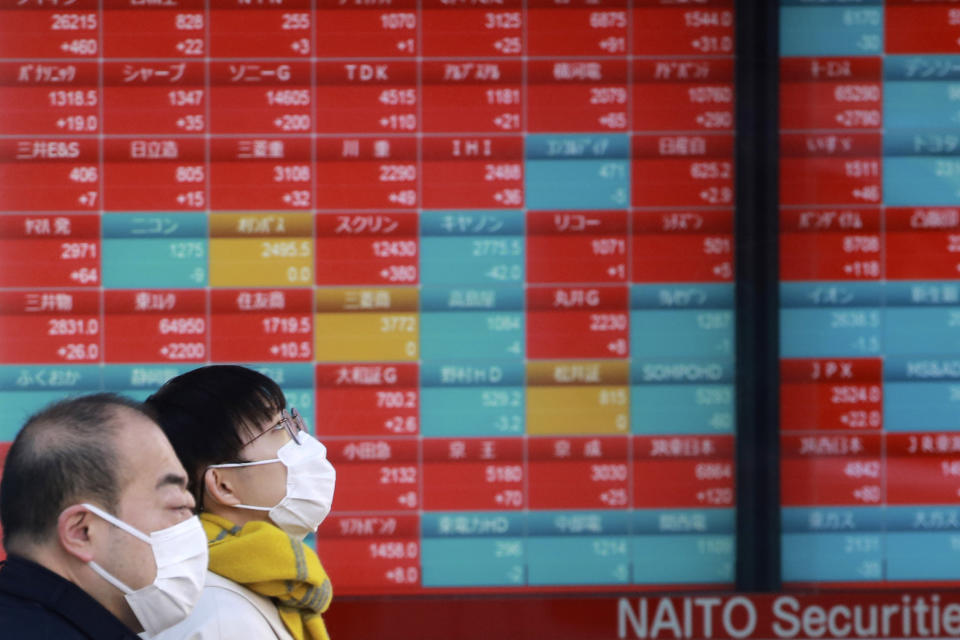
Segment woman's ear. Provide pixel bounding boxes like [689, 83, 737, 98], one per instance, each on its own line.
[203, 467, 242, 507]
[58, 505, 96, 563]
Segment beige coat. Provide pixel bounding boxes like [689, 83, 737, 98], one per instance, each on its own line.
[151, 571, 295, 640]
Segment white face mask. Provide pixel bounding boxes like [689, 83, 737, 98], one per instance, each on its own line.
[209, 431, 336, 540]
[82, 503, 208, 638]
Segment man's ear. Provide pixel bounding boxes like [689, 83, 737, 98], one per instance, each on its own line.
[203, 467, 242, 507]
[58, 505, 96, 563]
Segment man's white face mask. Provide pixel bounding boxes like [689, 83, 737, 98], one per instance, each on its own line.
[208, 425, 336, 540]
[81, 503, 208, 638]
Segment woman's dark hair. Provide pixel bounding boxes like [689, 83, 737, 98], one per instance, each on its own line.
[144, 365, 286, 509]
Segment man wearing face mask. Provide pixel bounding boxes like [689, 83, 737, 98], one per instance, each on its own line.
[0, 393, 208, 639]
[145, 365, 335, 640]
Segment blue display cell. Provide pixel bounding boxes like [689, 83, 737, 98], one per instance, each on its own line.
[421, 511, 525, 537]
[780, 6, 883, 57]
[887, 533, 960, 581]
[526, 536, 630, 585]
[101, 213, 208, 289]
[630, 283, 734, 310]
[419, 237, 524, 285]
[0, 365, 102, 439]
[420, 312, 523, 360]
[420, 387, 524, 437]
[0, 392, 85, 440]
[883, 383, 960, 431]
[884, 55, 960, 82]
[631, 508, 735, 535]
[782, 533, 884, 582]
[885, 308, 960, 355]
[420, 287, 523, 312]
[886, 506, 960, 532]
[419, 210, 523, 237]
[884, 131, 960, 157]
[884, 83, 960, 130]
[884, 281, 960, 307]
[780, 281, 884, 308]
[100, 212, 207, 238]
[884, 158, 960, 206]
[630, 384, 734, 435]
[630, 358, 733, 387]
[525, 135, 629, 210]
[421, 362, 525, 387]
[526, 510, 629, 535]
[101, 364, 189, 400]
[884, 356, 960, 382]
[781, 308, 881, 358]
[421, 538, 525, 587]
[632, 535, 734, 585]
[781, 506, 884, 533]
[102, 239, 207, 288]
[630, 310, 732, 359]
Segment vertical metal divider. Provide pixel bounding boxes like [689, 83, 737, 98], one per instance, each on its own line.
[733, 0, 781, 592]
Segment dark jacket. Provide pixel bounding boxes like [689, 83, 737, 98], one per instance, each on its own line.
[0, 554, 141, 639]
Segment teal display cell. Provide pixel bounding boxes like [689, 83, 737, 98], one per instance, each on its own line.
[630, 384, 733, 435]
[885, 158, 960, 206]
[780, 308, 882, 357]
[101, 213, 207, 288]
[525, 160, 629, 210]
[632, 534, 734, 585]
[782, 533, 883, 583]
[421, 361, 524, 387]
[420, 538, 525, 587]
[780, 6, 883, 57]
[421, 387, 524, 436]
[630, 310, 733, 359]
[630, 283, 734, 311]
[887, 532, 960, 580]
[885, 308, 960, 355]
[631, 508, 734, 535]
[420, 210, 523, 237]
[526, 536, 629, 586]
[420, 312, 523, 360]
[421, 511, 525, 537]
[525, 134, 629, 210]
[0, 392, 85, 440]
[885, 82, 960, 129]
[420, 237, 524, 285]
[0, 365, 103, 440]
[629, 358, 734, 386]
[782, 506, 883, 534]
[102, 365, 189, 400]
[102, 238, 207, 288]
[781, 281, 883, 308]
[884, 383, 960, 431]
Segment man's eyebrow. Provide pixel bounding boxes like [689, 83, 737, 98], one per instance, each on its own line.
[156, 472, 188, 490]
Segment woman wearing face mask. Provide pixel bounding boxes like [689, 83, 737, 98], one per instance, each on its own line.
[143, 365, 335, 640]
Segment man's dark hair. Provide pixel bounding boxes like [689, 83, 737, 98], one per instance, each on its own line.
[0, 393, 147, 551]
[144, 365, 286, 509]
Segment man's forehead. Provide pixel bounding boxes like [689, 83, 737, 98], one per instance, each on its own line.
[112, 408, 183, 483]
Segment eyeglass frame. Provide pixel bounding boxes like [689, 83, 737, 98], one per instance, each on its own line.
[240, 407, 304, 448]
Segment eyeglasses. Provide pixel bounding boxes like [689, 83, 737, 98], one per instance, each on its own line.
[241, 408, 305, 448]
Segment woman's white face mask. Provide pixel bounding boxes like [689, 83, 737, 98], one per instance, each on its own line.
[81, 503, 208, 638]
[208, 431, 336, 540]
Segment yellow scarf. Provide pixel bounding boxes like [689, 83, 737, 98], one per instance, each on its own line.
[200, 513, 332, 640]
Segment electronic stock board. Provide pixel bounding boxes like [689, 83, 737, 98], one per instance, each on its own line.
[0, 0, 737, 597]
[780, 0, 960, 588]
